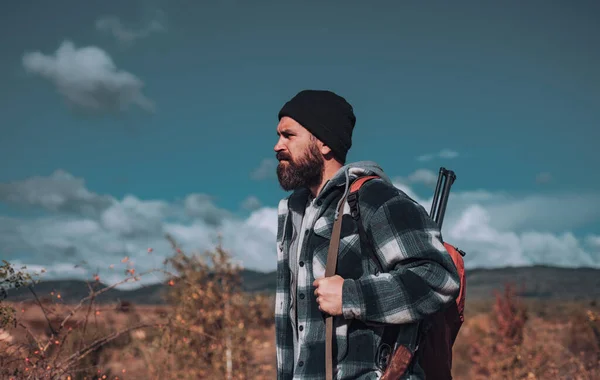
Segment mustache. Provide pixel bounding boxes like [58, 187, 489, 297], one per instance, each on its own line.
[276, 152, 291, 161]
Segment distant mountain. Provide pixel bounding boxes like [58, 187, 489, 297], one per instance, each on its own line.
[4, 266, 599, 305]
[4, 269, 276, 305]
[464, 265, 600, 300]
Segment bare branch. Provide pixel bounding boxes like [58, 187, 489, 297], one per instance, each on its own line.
[27, 285, 57, 335]
[17, 321, 42, 351]
[54, 323, 160, 377]
[58, 269, 161, 331]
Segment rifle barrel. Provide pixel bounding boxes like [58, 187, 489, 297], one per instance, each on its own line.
[430, 167, 457, 229]
[430, 167, 445, 219]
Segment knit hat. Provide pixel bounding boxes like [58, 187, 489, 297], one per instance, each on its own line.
[278, 89, 356, 163]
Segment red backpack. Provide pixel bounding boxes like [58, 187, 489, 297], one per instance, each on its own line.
[324, 168, 466, 380]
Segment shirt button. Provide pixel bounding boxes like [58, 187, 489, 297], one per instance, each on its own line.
[316, 200, 322, 206]
[299, 261, 304, 267]
[298, 361, 304, 367]
[305, 229, 310, 235]
[299, 325, 303, 331]
[299, 293, 305, 300]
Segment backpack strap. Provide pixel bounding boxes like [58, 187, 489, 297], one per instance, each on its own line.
[324, 181, 352, 380]
[346, 175, 384, 273]
[325, 175, 413, 380]
[324, 175, 378, 380]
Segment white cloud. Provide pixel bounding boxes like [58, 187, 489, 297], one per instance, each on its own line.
[241, 195, 262, 211]
[439, 149, 459, 159]
[417, 149, 459, 162]
[445, 205, 598, 268]
[0, 171, 278, 289]
[251, 158, 277, 180]
[244, 207, 278, 237]
[22, 40, 154, 114]
[100, 195, 167, 238]
[0, 170, 112, 217]
[183, 194, 232, 226]
[394, 169, 438, 188]
[96, 14, 165, 46]
[586, 235, 600, 249]
[1, 169, 598, 290]
[444, 191, 600, 233]
[391, 177, 600, 269]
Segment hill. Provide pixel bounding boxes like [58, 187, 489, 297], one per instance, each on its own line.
[3, 269, 276, 304]
[465, 265, 600, 300]
[4, 265, 599, 305]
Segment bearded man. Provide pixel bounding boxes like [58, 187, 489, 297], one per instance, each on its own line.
[273, 89, 460, 380]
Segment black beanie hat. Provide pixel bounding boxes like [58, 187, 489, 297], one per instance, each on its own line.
[278, 89, 356, 163]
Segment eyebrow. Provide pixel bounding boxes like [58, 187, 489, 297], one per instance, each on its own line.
[277, 128, 294, 136]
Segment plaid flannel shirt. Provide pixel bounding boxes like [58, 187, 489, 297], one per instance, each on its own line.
[275, 162, 460, 380]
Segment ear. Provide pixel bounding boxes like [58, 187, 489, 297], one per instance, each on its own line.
[320, 143, 332, 156]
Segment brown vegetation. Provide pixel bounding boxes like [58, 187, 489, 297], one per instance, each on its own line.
[1, 245, 599, 379]
[454, 283, 600, 379]
[0, 237, 274, 379]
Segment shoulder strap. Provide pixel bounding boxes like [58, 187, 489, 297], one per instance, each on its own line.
[350, 175, 380, 194]
[326, 175, 415, 379]
[324, 174, 380, 276]
[324, 175, 379, 380]
[324, 174, 379, 278]
[346, 175, 384, 273]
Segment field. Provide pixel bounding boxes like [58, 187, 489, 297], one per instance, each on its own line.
[0, 300, 277, 379]
[1, 243, 599, 379]
[2, 295, 599, 379]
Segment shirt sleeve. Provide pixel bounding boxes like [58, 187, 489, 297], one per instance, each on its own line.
[341, 194, 460, 324]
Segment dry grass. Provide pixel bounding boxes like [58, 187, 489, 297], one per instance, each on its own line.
[0, 238, 275, 379]
[2, 249, 599, 379]
[452, 283, 600, 379]
[0, 301, 276, 379]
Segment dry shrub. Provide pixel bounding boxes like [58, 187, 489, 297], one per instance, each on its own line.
[1, 259, 36, 330]
[0, 260, 162, 380]
[0, 237, 276, 379]
[245, 292, 275, 329]
[464, 282, 600, 379]
[564, 309, 600, 376]
[468, 282, 528, 378]
[143, 234, 274, 379]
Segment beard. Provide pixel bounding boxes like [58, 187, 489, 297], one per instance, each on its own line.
[276, 142, 324, 192]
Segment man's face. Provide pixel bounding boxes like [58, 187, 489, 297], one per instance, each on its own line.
[274, 116, 324, 191]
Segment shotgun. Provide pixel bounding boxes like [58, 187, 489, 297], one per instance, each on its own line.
[380, 166, 459, 380]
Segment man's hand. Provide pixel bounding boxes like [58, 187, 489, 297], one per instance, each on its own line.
[313, 275, 344, 316]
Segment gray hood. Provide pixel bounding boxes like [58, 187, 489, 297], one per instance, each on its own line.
[316, 160, 394, 220]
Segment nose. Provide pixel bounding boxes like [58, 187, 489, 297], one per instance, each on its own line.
[274, 137, 285, 153]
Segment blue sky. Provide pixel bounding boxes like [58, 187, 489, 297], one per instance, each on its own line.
[1, 0, 598, 286]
